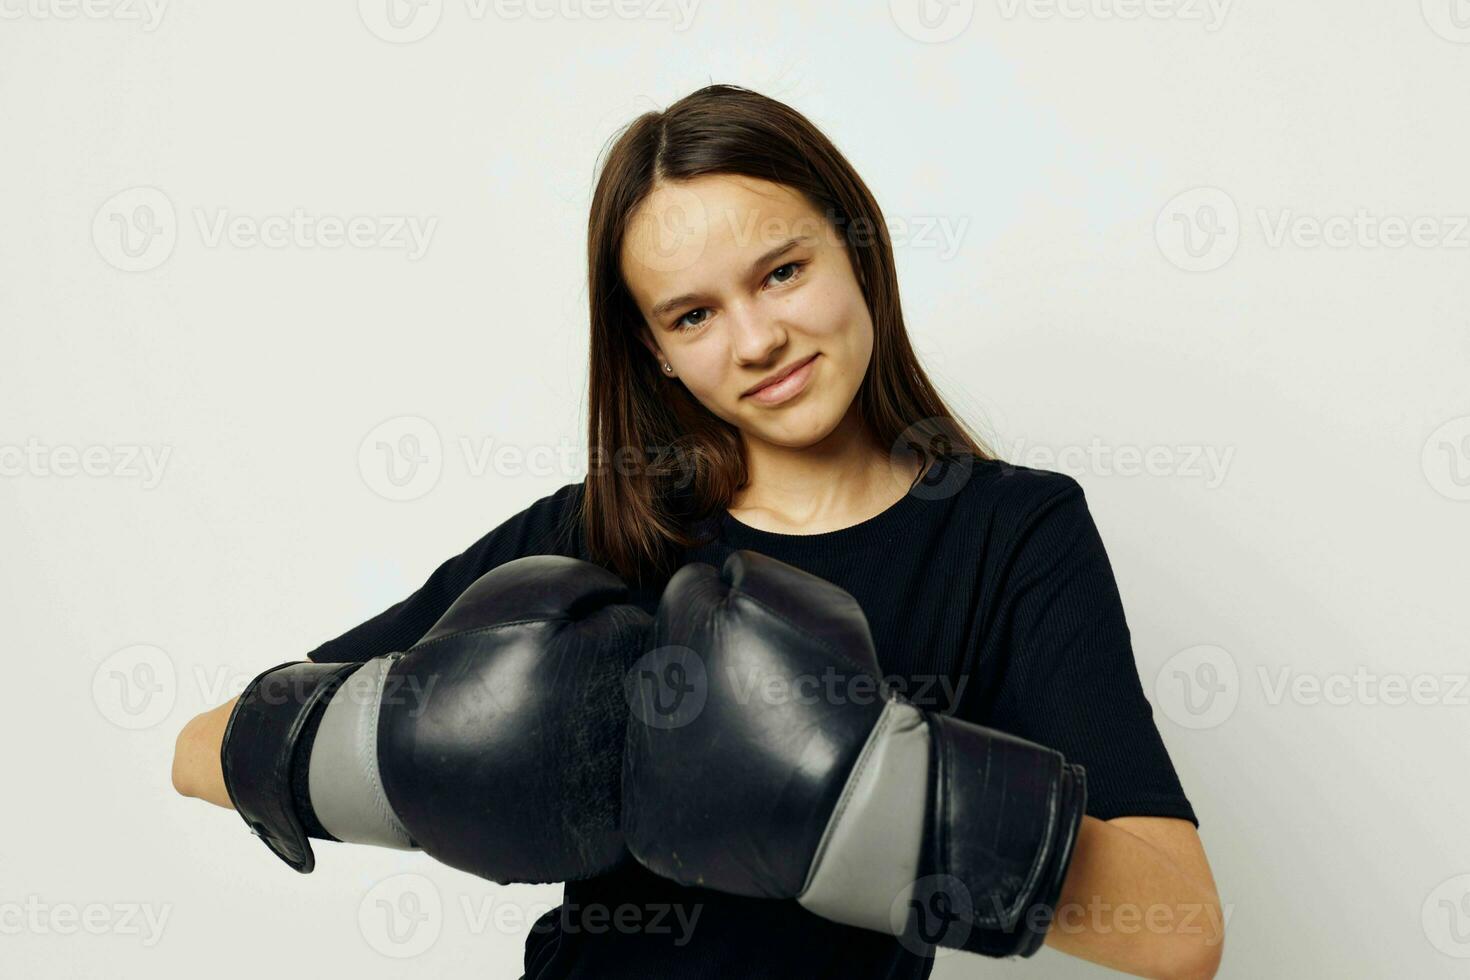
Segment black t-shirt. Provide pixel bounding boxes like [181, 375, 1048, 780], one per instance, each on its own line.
[307, 454, 1197, 979]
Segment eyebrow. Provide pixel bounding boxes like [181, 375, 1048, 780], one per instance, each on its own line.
[648, 235, 812, 321]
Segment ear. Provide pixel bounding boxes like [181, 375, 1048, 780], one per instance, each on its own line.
[636, 326, 658, 359]
[637, 327, 670, 374]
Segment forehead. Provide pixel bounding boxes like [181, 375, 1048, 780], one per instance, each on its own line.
[620, 175, 827, 311]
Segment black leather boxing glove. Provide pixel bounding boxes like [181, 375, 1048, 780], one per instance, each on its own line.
[220, 554, 650, 883]
[622, 550, 1086, 958]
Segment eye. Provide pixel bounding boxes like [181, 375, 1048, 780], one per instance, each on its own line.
[672, 261, 807, 333]
[674, 308, 709, 332]
[767, 260, 803, 285]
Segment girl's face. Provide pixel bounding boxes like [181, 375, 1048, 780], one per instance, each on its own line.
[622, 174, 874, 451]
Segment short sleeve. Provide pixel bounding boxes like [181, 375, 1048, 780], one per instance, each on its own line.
[306, 482, 586, 664]
[967, 478, 1197, 827]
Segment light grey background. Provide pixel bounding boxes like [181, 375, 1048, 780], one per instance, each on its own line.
[3, 1, 1468, 977]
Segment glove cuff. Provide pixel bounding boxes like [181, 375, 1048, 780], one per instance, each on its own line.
[1007, 761, 1086, 956]
[220, 660, 361, 872]
[926, 711, 1087, 958]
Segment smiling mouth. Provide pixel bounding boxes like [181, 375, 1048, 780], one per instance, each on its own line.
[742, 353, 819, 405]
[744, 354, 818, 398]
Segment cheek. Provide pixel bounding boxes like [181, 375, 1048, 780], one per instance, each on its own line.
[790, 279, 869, 352]
[675, 342, 732, 402]
[830, 317, 875, 397]
[804, 293, 872, 370]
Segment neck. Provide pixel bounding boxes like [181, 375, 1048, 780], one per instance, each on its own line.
[730, 405, 920, 534]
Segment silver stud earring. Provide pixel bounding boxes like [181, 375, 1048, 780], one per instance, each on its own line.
[662, 362, 673, 374]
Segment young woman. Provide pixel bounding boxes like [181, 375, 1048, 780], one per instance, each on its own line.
[175, 84, 1222, 979]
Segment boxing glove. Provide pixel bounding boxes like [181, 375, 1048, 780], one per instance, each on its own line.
[221, 554, 649, 883]
[621, 550, 1086, 958]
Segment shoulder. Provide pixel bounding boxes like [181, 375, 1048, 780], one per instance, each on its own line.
[456, 479, 589, 564]
[493, 478, 585, 529]
[538, 478, 587, 517]
[932, 456, 1103, 586]
[948, 455, 1085, 530]
[526, 479, 588, 555]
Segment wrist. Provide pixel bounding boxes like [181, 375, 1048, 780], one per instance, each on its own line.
[173, 701, 236, 807]
[172, 715, 207, 798]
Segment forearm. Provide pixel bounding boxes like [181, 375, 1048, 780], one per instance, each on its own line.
[1043, 817, 1224, 980]
[171, 697, 237, 810]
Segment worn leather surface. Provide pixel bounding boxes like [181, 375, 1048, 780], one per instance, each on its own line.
[624, 549, 889, 899]
[624, 549, 1085, 959]
[377, 555, 650, 884]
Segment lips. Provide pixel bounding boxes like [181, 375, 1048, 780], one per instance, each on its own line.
[744, 354, 818, 398]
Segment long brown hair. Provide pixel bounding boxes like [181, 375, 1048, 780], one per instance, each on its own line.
[582, 84, 993, 587]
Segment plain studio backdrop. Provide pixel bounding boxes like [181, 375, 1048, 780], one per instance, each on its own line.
[2, 2, 1467, 977]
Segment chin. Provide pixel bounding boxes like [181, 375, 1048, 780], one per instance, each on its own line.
[748, 407, 845, 449]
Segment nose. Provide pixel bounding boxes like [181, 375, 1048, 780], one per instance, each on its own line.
[727, 304, 787, 367]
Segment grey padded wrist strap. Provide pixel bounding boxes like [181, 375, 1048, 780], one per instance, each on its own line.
[797, 698, 929, 934]
[307, 655, 416, 851]
[795, 698, 1086, 959]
